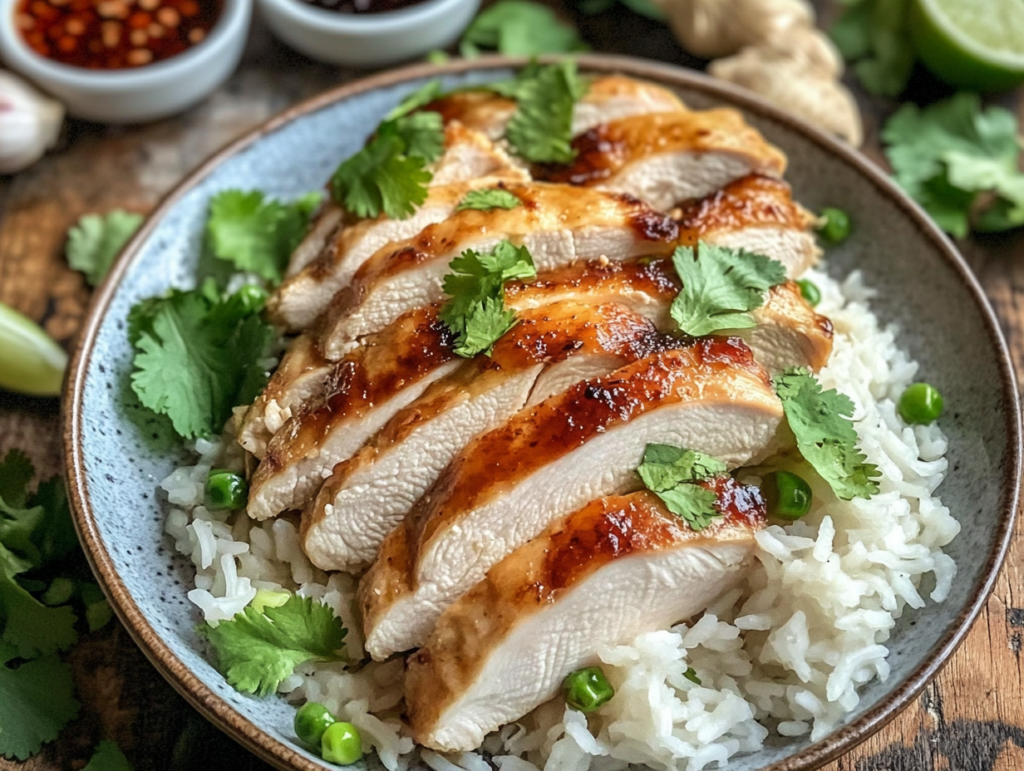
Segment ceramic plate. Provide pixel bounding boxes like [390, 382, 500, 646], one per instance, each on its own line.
[64, 55, 1021, 771]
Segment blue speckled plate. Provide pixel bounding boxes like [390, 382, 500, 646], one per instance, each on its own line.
[64, 55, 1021, 771]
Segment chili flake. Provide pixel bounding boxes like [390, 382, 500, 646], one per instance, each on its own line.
[15, 0, 223, 70]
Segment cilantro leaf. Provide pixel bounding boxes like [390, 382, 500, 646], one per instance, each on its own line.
[66, 211, 145, 287]
[383, 112, 446, 165]
[206, 190, 321, 285]
[0, 450, 33, 509]
[774, 369, 880, 501]
[0, 642, 80, 761]
[84, 740, 133, 771]
[0, 556, 78, 659]
[129, 286, 275, 439]
[669, 242, 788, 337]
[460, 1, 584, 56]
[384, 79, 443, 121]
[438, 240, 536, 358]
[456, 189, 521, 212]
[882, 93, 1024, 235]
[506, 60, 588, 164]
[636, 444, 727, 531]
[200, 595, 347, 697]
[331, 133, 433, 221]
[830, 0, 914, 97]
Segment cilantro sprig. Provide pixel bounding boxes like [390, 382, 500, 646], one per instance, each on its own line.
[504, 59, 588, 164]
[200, 595, 348, 697]
[456, 188, 521, 211]
[669, 242, 788, 337]
[66, 210, 144, 287]
[774, 369, 880, 501]
[637, 444, 728, 531]
[882, 93, 1024, 237]
[206, 190, 322, 285]
[330, 97, 446, 220]
[830, 0, 914, 97]
[129, 281, 276, 440]
[459, 1, 584, 57]
[438, 240, 537, 358]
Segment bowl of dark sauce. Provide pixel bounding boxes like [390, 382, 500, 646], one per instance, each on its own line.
[258, 0, 480, 67]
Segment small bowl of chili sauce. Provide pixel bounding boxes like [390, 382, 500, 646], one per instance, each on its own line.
[258, 0, 480, 67]
[0, 0, 251, 123]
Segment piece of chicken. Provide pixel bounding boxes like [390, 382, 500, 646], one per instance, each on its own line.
[358, 337, 783, 659]
[533, 110, 786, 212]
[424, 74, 687, 141]
[406, 483, 767, 752]
[241, 175, 817, 459]
[317, 184, 679, 360]
[300, 303, 667, 572]
[244, 306, 460, 518]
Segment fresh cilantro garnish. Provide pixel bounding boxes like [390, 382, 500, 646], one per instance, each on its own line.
[0, 451, 80, 659]
[129, 283, 276, 439]
[455, 188, 521, 212]
[0, 642, 80, 761]
[438, 240, 536, 357]
[669, 242, 788, 337]
[637, 444, 728, 531]
[206, 190, 322, 285]
[505, 59, 588, 164]
[682, 666, 702, 685]
[830, 0, 914, 97]
[383, 111, 446, 165]
[200, 595, 348, 697]
[384, 79, 444, 121]
[459, 0, 584, 57]
[882, 93, 1024, 237]
[83, 739, 133, 771]
[774, 369, 880, 501]
[66, 210, 144, 287]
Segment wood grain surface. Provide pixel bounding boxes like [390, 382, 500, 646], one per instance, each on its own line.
[2, 4, 1024, 770]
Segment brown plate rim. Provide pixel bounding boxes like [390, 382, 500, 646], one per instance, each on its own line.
[63, 53, 1022, 771]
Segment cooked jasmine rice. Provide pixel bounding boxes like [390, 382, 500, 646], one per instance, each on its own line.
[160, 268, 959, 771]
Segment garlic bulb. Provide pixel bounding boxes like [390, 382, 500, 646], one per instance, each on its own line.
[0, 70, 64, 175]
[710, 42, 863, 146]
[654, 0, 814, 59]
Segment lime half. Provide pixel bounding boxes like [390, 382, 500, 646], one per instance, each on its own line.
[910, 0, 1024, 91]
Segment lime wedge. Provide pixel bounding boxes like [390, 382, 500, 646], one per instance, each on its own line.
[910, 0, 1024, 91]
[0, 302, 67, 397]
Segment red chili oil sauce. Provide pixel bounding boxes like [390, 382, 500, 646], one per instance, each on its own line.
[14, 0, 223, 70]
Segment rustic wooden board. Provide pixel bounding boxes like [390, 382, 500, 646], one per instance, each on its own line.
[2, 6, 1024, 771]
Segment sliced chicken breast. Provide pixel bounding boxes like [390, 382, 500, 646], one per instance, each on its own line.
[301, 303, 665, 572]
[534, 110, 786, 212]
[425, 75, 686, 141]
[317, 184, 679, 359]
[272, 123, 528, 332]
[358, 337, 784, 659]
[285, 204, 345, 278]
[507, 258, 833, 374]
[245, 306, 460, 520]
[406, 484, 767, 752]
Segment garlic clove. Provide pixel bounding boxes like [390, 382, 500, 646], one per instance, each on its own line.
[0, 70, 65, 175]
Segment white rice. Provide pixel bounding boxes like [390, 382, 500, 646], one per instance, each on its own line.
[160, 268, 959, 771]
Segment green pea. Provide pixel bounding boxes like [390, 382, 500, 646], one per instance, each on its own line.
[0, 301, 67, 397]
[294, 702, 337, 748]
[321, 721, 363, 765]
[562, 666, 615, 713]
[898, 383, 944, 425]
[204, 470, 249, 511]
[763, 471, 812, 521]
[818, 207, 851, 244]
[796, 279, 821, 307]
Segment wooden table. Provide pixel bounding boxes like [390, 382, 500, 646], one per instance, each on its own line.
[2, 5, 1024, 770]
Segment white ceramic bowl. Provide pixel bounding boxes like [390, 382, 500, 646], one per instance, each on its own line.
[0, 0, 251, 124]
[257, 0, 480, 67]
